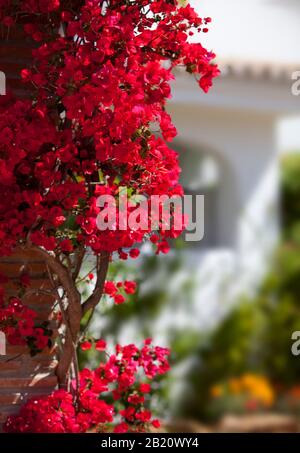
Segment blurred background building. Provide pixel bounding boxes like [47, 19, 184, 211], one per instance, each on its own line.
[168, 0, 300, 328]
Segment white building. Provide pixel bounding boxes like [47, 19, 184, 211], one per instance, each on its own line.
[163, 0, 300, 330]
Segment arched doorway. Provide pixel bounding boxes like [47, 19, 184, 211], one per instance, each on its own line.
[174, 141, 238, 250]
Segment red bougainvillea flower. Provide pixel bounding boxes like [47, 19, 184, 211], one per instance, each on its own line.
[114, 294, 126, 305]
[80, 341, 92, 351]
[0, 0, 219, 259]
[140, 383, 151, 394]
[0, 273, 52, 355]
[152, 419, 161, 428]
[124, 281, 137, 295]
[4, 340, 170, 433]
[95, 339, 106, 351]
[114, 422, 129, 433]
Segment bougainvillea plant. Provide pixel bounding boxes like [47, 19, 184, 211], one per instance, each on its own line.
[0, 0, 218, 432]
[5, 339, 170, 432]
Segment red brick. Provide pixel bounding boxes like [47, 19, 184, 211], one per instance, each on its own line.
[0, 393, 24, 405]
[0, 375, 58, 389]
[0, 29, 59, 429]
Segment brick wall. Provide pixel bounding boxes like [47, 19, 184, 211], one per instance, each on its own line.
[0, 250, 59, 430]
[0, 27, 58, 431]
[0, 24, 36, 98]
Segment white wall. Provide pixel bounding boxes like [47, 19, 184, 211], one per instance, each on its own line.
[190, 0, 300, 65]
[166, 72, 282, 326]
[169, 103, 278, 253]
[189, 0, 300, 152]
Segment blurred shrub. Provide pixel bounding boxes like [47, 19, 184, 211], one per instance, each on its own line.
[179, 153, 300, 420]
[209, 374, 275, 417]
[178, 301, 265, 420]
[281, 153, 300, 238]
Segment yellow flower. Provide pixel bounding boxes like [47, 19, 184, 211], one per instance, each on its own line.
[228, 378, 242, 394]
[210, 385, 223, 398]
[240, 374, 275, 407]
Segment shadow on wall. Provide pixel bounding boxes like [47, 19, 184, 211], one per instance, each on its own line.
[174, 139, 238, 250]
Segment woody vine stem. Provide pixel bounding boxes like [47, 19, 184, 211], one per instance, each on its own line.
[23, 243, 110, 387]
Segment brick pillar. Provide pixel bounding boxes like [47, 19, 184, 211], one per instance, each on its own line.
[0, 25, 58, 431]
[0, 24, 35, 97]
[0, 250, 58, 430]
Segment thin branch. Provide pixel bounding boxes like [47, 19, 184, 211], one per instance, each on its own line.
[65, 254, 72, 272]
[23, 244, 82, 308]
[75, 265, 96, 285]
[46, 265, 68, 327]
[82, 252, 110, 315]
[23, 288, 57, 298]
[71, 349, 80, 406]
[72, 246, 85, 281]
[46, 263, 81, 392]
[23, 244, 83, 386]
[79, 307, 95, 341]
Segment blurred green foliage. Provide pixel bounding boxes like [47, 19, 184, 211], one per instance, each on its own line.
[179, 153, 300, 420]
[281, 153, 300, 238]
